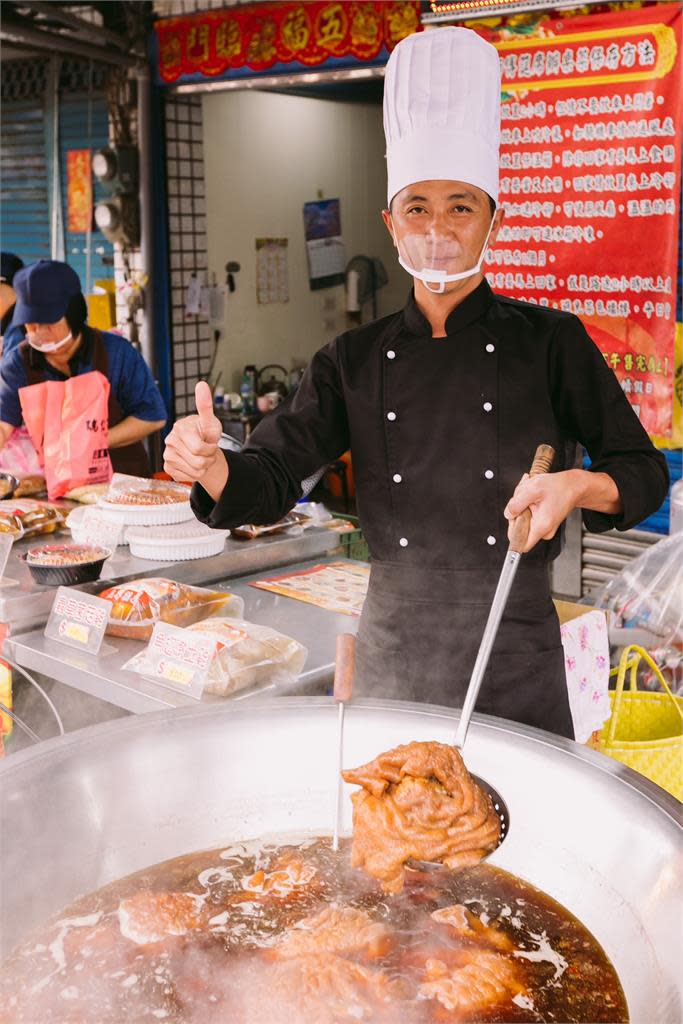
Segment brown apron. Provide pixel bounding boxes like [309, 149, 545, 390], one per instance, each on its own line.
[21, 328, 150, 476]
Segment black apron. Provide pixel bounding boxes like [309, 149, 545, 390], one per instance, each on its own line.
[355, 559, 574, 739]
[21, 328, 149, 476]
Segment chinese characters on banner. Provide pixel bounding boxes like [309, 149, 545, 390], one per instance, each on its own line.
[154, 1, 420, 82]
[66, 149, 92, 234]
[481, 3, 682, 439]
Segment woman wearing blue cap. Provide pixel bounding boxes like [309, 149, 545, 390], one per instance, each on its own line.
[0, 259, 167, 474]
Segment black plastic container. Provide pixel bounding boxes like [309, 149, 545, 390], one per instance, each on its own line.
[22, 544, 111, 587]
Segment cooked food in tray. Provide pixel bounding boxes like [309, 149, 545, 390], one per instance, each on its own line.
[0, 499, 64, 540]
[13, 474, 47, 498]
[231, 511, 310, 540]
[100, 578, 243, 640]
[102, 479, 190, 506]
[22, 543, 111, 586]
[342, 741, 501, 893]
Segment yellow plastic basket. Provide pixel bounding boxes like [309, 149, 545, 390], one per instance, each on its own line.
[590, 645, 683, 802]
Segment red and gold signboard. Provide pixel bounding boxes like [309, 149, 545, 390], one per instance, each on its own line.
[66, 149, 93, 234]
[481, 3, 681, 439]
[155, 1, 421, 82]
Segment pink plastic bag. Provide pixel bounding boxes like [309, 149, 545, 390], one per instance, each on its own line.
[0, 426, 43, 476]
[19, 371, 113, 500]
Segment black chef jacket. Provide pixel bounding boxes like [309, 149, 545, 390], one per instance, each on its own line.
[192, 280, 668, 735]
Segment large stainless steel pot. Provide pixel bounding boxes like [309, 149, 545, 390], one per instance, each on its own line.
[1, 699, 680, 1022]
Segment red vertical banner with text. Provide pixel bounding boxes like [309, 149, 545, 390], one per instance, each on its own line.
[66, 149, 93, 235]
[481, 4, 682, 440]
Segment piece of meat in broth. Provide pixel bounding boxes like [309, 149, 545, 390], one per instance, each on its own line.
[118, 891, 203, 945]
[418, 950, 526, 1016]
[342, 742, 501, 893]
[273, 905, 392, 960]
[241, 857, 317, 898]
[255, 953, 410, 1024]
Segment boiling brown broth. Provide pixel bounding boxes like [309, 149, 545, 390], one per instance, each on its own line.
[0, 836, 628, 1023]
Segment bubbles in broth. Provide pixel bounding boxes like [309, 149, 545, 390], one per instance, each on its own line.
[0, 835, 627, 1023]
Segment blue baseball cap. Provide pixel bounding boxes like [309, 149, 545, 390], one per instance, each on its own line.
[12, 259, 82, 325]
[0, 252, 24, 286]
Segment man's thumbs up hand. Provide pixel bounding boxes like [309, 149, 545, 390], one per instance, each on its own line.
[163, 380, 228, 500]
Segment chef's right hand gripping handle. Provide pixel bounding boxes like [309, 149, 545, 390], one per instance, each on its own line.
[508, 444, 556, 554]
[334, 633, 356, 703]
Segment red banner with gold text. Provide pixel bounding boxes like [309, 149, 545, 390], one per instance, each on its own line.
[481, 3, 682, 438]
[155, 1, 421, 83]
[66, 149, 92, 235]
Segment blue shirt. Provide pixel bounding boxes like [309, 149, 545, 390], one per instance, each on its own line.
[1, 321, 25, 354]
[0, 327, 167, 428]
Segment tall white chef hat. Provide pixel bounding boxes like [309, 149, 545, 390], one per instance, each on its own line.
[383, 27, 501, 207]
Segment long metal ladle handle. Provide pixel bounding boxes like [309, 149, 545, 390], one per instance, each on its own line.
[453, 444, 556, 750]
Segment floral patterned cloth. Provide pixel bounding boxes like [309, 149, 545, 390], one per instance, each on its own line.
[560, 610, 611, 743]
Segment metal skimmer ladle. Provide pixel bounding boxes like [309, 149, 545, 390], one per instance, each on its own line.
[409, 444, 556, 871]
[332, 633, 356, 852]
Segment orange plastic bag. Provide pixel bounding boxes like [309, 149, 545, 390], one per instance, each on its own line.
[19, 371, 113, 500]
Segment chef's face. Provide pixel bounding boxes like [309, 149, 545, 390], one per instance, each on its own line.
[382, 180, 504, 295]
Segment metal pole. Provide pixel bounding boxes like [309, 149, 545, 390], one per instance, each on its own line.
[136, 65, 155, 374]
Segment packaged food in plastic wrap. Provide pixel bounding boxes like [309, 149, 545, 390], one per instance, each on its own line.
[231, 511, 310, 540]
[190, 617, 307, 695]
[99, 578, 244, 640]
[0, 473, 46, 501]
[0, 499, 65, 541]
[13, 475, 46, 498]
[124, 616, 307, 696]
[65, 483, 110, 505]
[98, 474, 193, 525]
[594, 532, 683, 687]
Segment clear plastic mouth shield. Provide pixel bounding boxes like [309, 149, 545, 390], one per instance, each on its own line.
[392, 215, 496, 293]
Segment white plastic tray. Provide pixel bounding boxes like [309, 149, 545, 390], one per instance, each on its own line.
[125, 521, 228, 560]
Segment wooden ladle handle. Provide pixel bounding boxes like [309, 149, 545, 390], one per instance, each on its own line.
[333, 633, 356, 703]
[508, 444, 556, 554]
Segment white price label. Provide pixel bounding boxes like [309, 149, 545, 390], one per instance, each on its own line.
[45, 587, 111, 655]
[143, 621, 216, 698]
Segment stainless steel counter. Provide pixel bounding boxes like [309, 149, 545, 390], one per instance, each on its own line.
[0, 526, 340, 636]
[5, 559, 361, 715]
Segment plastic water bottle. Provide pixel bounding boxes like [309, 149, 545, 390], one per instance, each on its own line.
[670, 478, 683, 534]
[240, 373, 254, 415]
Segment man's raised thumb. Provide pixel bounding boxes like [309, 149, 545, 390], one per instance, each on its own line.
[195, 380, 221, 444]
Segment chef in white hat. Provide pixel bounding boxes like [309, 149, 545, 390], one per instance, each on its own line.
[165, 28, 667, 736]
